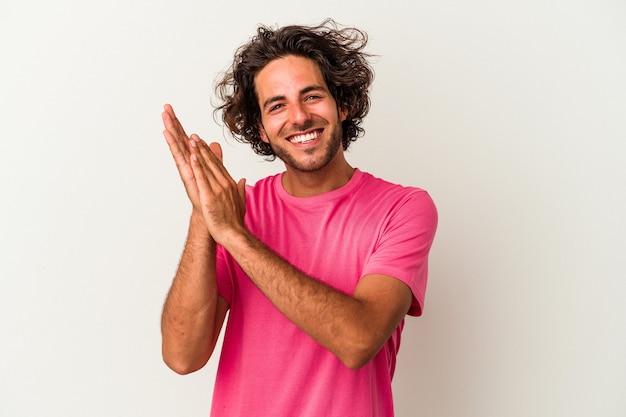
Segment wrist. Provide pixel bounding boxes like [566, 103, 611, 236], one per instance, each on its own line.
[188, 211, 213, 242]
[217, 225, 255, 256]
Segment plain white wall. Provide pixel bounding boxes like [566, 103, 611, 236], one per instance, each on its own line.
[1, 1, 624, 416]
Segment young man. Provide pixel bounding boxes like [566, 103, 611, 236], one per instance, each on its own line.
[161, 19, 438, 417]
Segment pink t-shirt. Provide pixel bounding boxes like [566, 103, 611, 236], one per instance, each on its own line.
[211, 169, 438, 417]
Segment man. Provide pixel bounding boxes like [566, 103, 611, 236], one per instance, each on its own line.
[160, 19, 438, 417]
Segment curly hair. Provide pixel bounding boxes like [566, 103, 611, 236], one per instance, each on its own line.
[213, 18, 375, 159]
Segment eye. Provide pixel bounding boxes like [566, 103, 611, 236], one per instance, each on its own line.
[268, 103, 284, 113]
[305, 94, 322, 102]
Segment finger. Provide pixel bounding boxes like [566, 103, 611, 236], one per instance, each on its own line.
[162, 104, 182, 132]
[237, 178, 247, 217]
[190, 140, 242, 216]
[162, 104, 191, 150]
[166, 135, 200, 203]
[162, 117, 191, 162]
[194, 140, 235, 188]
[164, 129, 192, 174]
[162, 106, 200, 203]
[163, 127, 186, 155]
[192, 139, 225, 172]
[162, 104, 180, 133]
[209, 142, 223, 162]
[189, 145, 218, 196]
[189, 139, 214, 178]
[190, 146, 246, 221]
[237, 178, 246, 194]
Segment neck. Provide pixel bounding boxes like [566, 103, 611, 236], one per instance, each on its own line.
[281, 156, 355, 198]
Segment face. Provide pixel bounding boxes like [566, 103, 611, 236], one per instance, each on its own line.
[255, 55, 348, 173]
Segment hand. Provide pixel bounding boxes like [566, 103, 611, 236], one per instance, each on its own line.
[162, 103, 205, 213]
[188, 138, 247, 245]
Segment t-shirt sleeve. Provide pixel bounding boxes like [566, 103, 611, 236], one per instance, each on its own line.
[361, 190, 438, 316]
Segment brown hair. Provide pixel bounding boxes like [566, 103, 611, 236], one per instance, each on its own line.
[213, 18, 374, 159]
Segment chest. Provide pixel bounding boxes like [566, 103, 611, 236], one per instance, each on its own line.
[245, 196, 391, 293]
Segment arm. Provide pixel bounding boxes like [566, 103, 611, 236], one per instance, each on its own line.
[227, 231, 412, 369]
[159, 104, 230, 374]
[189, 137, 413, 370]
[160, 215, 229, 374]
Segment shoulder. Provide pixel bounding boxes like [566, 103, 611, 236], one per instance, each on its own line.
[244, 173, 281, 202]
[358, 171, 437, 218]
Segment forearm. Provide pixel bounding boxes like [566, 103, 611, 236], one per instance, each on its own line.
[223, 229, 395, 369]
[161, 213, 222, 374]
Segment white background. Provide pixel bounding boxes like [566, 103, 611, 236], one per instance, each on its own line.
[1, 1, 625, 416]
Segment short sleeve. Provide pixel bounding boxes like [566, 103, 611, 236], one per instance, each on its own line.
[361, 190, 438, 316]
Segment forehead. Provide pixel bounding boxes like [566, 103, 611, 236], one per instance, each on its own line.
[254, 55, 328, 100]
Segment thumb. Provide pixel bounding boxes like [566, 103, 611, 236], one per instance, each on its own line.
[209, 142, 223, 162]
[237, 178, 247, 216]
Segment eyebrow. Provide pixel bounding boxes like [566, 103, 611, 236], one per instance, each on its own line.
[261, 85, 328, 111]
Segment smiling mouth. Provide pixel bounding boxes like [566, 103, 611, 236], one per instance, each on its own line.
[288, 129, 322, 144]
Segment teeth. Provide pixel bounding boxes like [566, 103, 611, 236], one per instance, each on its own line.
[290, 131, 318, 144]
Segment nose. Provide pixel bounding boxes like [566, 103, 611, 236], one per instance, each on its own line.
[288, 101, 311, 126]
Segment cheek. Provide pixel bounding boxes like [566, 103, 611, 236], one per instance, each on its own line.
[260, 118, 284, 143]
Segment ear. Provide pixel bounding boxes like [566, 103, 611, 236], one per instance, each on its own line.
[258, 122, 269, 143]
[339, 105, 348, 122]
